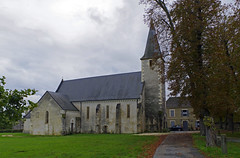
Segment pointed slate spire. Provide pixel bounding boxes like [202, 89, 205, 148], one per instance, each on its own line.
[141, 21, 161, 60]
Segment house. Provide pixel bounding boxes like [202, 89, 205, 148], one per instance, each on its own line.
[166, 97, 199, 131]
[23, 23, 166, 135]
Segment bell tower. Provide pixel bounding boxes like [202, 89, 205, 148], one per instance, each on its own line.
[141, 22, 165, 132]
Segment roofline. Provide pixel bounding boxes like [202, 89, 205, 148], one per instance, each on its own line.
[24, 110, 32, 119]
[70, 97, 141, 102]
[62, 71, 141, 83]
[48, 91, 78, 111]
[56, 79, 63, 92]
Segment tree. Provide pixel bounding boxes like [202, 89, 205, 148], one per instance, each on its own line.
[140, 0, 239, 146]
[0, 76, 37, 129]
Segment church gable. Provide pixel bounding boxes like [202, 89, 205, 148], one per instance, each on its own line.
[30, 92, 64, 135]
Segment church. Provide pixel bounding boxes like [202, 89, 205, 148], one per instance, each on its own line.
[23, 24, 166, 135]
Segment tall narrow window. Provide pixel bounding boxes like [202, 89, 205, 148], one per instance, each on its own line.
[170, 109, 175, 117]
[127, 104, 130, 118]
[106, 105, 109, 119]
[87, 107, 89, 119]
[45, 111, 49, 124]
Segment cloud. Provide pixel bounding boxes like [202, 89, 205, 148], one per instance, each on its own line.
[0, 0, 148, 102]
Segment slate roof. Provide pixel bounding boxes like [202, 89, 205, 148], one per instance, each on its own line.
[47, 91, 78, 111]
[141, 22, 161, 60]
[56, 72, 143, 102]
[166, 97, 191, 108]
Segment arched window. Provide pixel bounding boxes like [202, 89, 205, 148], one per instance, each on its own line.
[45, 111, 49, 124]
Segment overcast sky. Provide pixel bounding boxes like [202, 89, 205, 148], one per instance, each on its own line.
[0, 0, 234, 102]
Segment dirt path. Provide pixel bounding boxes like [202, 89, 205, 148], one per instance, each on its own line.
[153, 133, 205, 158]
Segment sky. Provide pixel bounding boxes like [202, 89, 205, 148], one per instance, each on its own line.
[0, 0, 234, 102]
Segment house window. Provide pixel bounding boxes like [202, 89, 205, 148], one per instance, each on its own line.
[170, 109, 175, 117]
[45, 111, 49, 124]
[127, 104, 130, 118]
[170, 120, 175, 127]
[106, 105, 109, 119]
[182, 109, 189, 116]
[87, 107, 90, 119]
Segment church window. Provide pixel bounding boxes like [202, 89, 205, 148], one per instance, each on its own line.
[87, 107, 90, 119]
[76, 117, 81, 128]
[127, 104, 130, 118]
[96, 104, 100, 113]
[106, 105, 109, 119]
[149, 60, 152, 67]
[45, 111, 49, 124]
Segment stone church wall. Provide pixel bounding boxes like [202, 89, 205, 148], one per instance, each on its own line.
[23, 118, 31, 134]
[141, 59, 164, 131]
[30, 93, 63, 135]
[64, 111, 81, 134]
[75, 99, 140, 133]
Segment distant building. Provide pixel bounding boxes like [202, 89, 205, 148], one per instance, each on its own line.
[23, 23, 166, 135]
[166, 97, 199, 131]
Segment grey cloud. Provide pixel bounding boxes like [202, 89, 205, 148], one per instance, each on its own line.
[87, 7, 107, 25]
[0, 0, 148, 102]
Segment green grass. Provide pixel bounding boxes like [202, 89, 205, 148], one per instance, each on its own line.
[215, 129, 240, 138]
[0, 133, 158, 158]
[225, 132, 240, 138]
[192, 133, 240, 158]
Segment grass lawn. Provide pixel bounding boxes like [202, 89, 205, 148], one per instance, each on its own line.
[223, 131, 240, 138]
[0, 133, 158, 158]
[192, 133, 240, 158]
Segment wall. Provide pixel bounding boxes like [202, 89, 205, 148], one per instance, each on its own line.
[23, 119, 31, 134]
[73, 99, 140, 133]
[65, 110, 81, 134]
[166, 107, 197, 130]
[141, 59, 165, 131]
[30, 93, 63, 135]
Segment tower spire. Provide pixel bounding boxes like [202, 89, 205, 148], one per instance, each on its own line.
[141, 21, 161, 60]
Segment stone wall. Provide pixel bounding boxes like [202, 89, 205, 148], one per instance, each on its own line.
[23, 119, 31, 134]
[30, 93, 64, 135]
[73, 99, 143, 134]
[141, 59, 164, 131]
[166, 107, 197, 130]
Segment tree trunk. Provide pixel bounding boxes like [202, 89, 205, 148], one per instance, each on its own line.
[206, 126, 216, 147]
[200, 117, 206, 136]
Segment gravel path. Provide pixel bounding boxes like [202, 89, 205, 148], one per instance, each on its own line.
[153, 133, 205, 158]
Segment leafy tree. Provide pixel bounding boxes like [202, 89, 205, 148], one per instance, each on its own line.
[0, 76, 37, 129]
[140, 0, 240, 146]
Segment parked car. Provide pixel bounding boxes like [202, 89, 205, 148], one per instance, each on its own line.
[170, 125, 183, 131]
